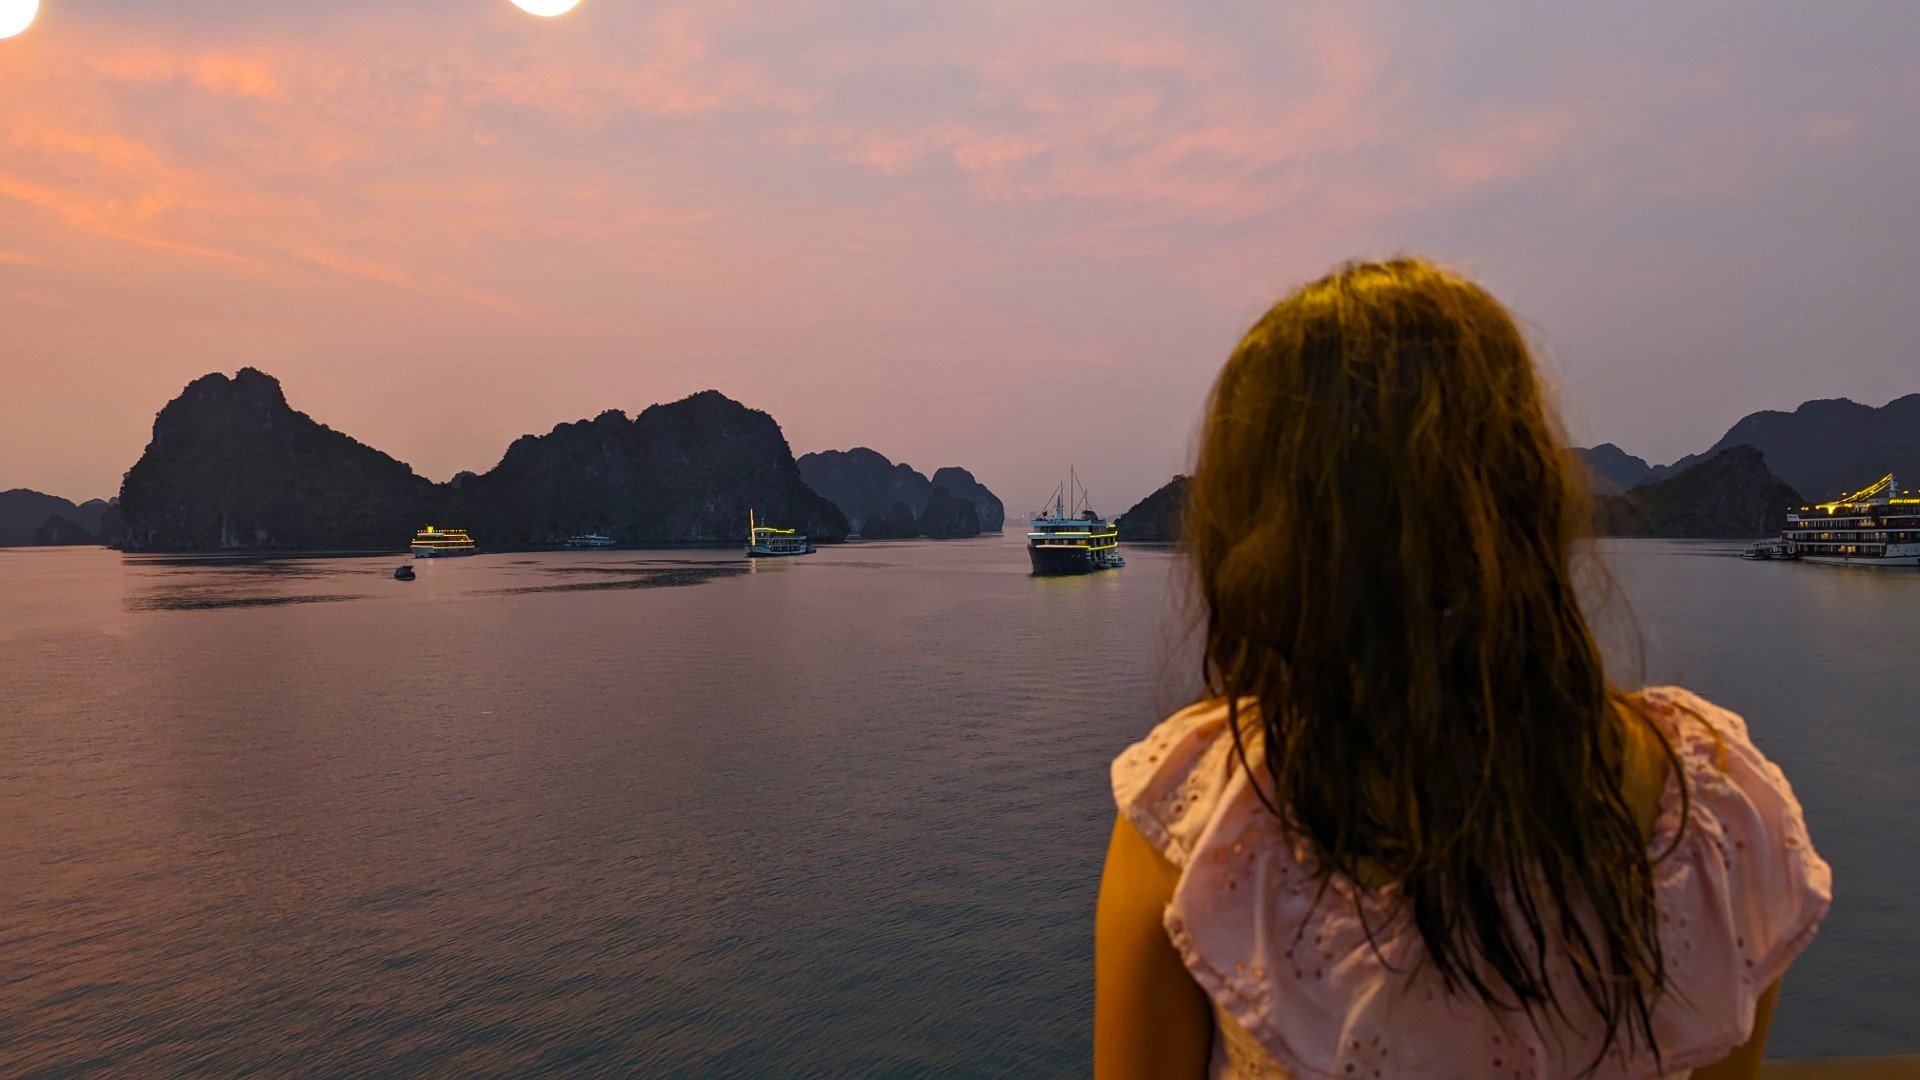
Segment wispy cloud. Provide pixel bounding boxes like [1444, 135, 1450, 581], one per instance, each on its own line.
[2, 0, 1916, 507]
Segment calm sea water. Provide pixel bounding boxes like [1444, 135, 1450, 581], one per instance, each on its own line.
[1, 537, 1914, 1074]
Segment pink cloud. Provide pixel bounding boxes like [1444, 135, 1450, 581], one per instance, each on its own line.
[1807, 115, 1861, 145]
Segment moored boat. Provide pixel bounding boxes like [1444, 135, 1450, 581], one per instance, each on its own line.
[411, 525, 478, 558]
[564, 533, 615, 548]
[1742, 540, 1795, 561]
[745, 510, 814, 557]
[1776, 474, 1920, 567]
[1027, 470, 1123, 576]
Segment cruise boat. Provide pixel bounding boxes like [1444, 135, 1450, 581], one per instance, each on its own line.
[745, 509, 814, 557]
[1778, 473, 1920, 567]
[1027, 471, 1124, 576]
[410, 525, 478, 558]
[564, 533, 615, 548]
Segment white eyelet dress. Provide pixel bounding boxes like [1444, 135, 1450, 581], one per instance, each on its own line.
[1111, 687, 1832, 1080]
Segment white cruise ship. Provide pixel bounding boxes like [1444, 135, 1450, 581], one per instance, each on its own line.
[1779, 474, 1920, 567]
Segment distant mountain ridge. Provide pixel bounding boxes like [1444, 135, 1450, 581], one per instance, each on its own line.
[1577, 393, 1920, 502]
[795, 449, 1004, 538]
[1592, 446, 1801, 538]
[1575, 444, 1655, 494]
[116, 369, 847, 552]
[0, 489, 116, 547]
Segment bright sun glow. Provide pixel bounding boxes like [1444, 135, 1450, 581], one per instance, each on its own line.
[0, 0, 39, 41]
[509, 0, 581, 15]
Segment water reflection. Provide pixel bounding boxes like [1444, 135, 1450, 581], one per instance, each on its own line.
[0, 538, 1910, 1072]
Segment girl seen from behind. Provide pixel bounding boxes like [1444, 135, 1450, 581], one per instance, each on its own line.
[1094, 259, 1830, 1079]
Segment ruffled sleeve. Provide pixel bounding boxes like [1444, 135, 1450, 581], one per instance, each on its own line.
[1111, 699, 1239, 866]
[1639, 686, 1834, 1072]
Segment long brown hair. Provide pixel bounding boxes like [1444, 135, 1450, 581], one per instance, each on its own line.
[1188, 258, 1682, 1069]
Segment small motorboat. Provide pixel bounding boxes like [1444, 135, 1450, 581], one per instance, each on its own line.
[394, 564, 416, 580]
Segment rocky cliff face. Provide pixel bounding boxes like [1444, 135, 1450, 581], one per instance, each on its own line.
[451, 391, 847, 544]
[1115, 476, 1189, 542]
[1591, 445, 1801, 538]
[118, 369, 436, 551]
[795, 448, 931, 532]
[117, 372, 846, 551]
[796, 449, 1003, 535]
[858, 501, 921, 540]
[916, 485, 982, 538]
[928, 467, 1004, 532]
[29, 515, 97, 545]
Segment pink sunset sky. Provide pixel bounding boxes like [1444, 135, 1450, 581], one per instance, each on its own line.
[2, 0, 1916, 509]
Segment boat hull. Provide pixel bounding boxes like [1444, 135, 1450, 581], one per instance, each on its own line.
[746, 545, 814, 558]
[1029, 545, 1110, 576]
[1795, 555, 1920, 568]
[411, 547, 478, 559]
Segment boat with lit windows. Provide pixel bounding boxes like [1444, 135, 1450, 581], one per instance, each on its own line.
[564, 533, 615, 548]
[745, 509, 814, 557]
[1777, 473, 1920, 567]
[410, 525, 478, 558]
[1027, 470, 1124, 576]
[1740, 540, 1795, 562]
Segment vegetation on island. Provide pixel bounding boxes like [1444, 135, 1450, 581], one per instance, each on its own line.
[118, 369, 435, 551]
[1115, 475, 1188, 542]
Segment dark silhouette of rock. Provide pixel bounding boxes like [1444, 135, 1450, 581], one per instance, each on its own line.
[0, 489, 100, 547]
[118, 369, 437, 551]
[1116, 476, 1189, 542]
[859, 501, 921, 540]
[71, 499, 112, 532]
[928, 467, 1005, 532]
[1584, 394, 1920, 499]
[92, 502, 122, 546]
[30, 514, 96, 545]
[796, 449, 1004, 535]
[796, 448, 931, 534]
[1573, 444, 1654, 494]
[1592, 446, 1801, 538]
[916, 485, 981, 538]
[118, 372, 848, 551]
[451, 392, 847, 545]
